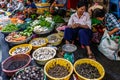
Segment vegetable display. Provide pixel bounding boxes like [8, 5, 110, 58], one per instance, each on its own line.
[33, 25, 48, 34]
[39, 19, 51, 28]
[1, 24, 18, 32]
[53, 15, 65, 23]
[37, 15, 53, 28]
[19, 27, 33, 37]
[31, 20, 40, 26]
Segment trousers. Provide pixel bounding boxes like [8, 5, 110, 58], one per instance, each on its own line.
[64, 27, 93, 46]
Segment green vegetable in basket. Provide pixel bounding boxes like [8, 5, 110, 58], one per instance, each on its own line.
[1, 24, 18, 32]
[40, 20, 51, 28]
[19, 26, 33, 37]
[53, 15, 65, 23]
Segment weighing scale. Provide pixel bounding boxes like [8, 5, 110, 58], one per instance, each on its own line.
[62, 44, 77, 63]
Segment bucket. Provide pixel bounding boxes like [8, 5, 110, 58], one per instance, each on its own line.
[74, 58, 105, 80]
[36, 3, 50, 14]
[44, 58, 73, 80]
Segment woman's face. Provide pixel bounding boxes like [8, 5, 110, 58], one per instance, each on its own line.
[77, 6, 86, 15]
[27, 0, 30, 4]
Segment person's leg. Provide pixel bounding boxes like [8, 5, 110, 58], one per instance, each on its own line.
[78, 29, 95, 59]
[64, 27, 80, 44]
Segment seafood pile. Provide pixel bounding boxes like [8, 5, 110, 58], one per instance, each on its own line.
[76, 63, 101, 79]
[47, 34, 62, 43]
[5, 32, 27, 42]
[11, 66, 44, 80]
[12, 47, 30, 55]
[30, 38, 46, 46]
[48, 35, 59, 43]
[33, 47, 56, 61]
[48, 64, 69, 78]
[5, 61, 27, 70]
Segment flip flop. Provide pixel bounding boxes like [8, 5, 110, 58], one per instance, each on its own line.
[88, 53, 96, 60]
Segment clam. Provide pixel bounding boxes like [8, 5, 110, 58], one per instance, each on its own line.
[12, 47, 29, 55]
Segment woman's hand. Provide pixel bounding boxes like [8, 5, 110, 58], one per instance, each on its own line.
[108, 28, 119, 36]
[71, 23, 80, 28]
[50, 7, 54, 13]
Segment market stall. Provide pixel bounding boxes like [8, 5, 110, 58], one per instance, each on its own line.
[0, 9, 106, 80]
[0, 2, 120, 79]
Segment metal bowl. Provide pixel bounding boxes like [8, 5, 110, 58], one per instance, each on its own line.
[34, 22, 55, 35]
[62, 44, 77, 53]
[32, 47, 56, 65]
[34, 27, 54, 35]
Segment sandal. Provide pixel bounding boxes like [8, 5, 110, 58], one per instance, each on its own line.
[88, 53, 96, 60]
[81, 45, 85, 49]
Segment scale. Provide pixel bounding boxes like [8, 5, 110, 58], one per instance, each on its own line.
[62, 44, 77, 63]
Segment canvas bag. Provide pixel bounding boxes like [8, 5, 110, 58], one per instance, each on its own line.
[98, 30, 120, 60]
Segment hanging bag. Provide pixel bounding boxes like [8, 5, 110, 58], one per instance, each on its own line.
[98, 30, 120, 60]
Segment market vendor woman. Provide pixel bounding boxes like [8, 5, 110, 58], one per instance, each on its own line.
[64, 1, 95, 60]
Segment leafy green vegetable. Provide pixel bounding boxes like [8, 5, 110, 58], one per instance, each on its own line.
[38, 15, 52, 28]
[17, 22, 31, 30]
[40, 20, 51, 28]
[53, 15, 65, 23]
[19, 27, 33, 36]
[2, 24, 18, 32]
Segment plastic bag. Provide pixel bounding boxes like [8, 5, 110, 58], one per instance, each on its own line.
[98, 30, 120, 60]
